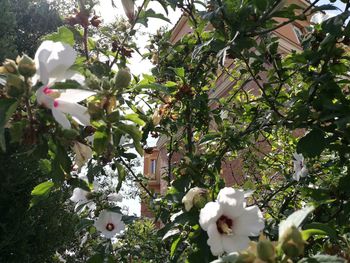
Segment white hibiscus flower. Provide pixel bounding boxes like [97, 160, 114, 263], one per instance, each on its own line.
[199, 187, 264, 256]
[292, 152, 308, 181]
[182, 187, 207, 211]
[70, 187, 95, 210]
[107, 193, 123, 202]
[310, 12, 333, 25]
[72, 141, 93, 169]
[94, 210, 125, 238]
[34, 40, 95, 129]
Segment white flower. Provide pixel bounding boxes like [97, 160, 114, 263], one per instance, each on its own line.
[72, 141, 93, 168]
[121, 0, 135, 21]
[182, 187, 207, 211]
[199, 187, 264, 256]
[34, 40, 95, 129]
[94, 210, 125, 238]
[107, 193, 123, 202]
[292, 153, 308, 181]
[278, 206, 314, 241]
[152, 108, 161, 126]
[70, 187, 95, 210]
[310, 12, 333, 25]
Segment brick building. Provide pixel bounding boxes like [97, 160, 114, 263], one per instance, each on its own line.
[142, 0, 311, 216]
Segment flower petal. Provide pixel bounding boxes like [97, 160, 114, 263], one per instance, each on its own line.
[234, 205, 264, 236]
[54, 100, 90, 126]
[70, 188, 89, 203]
[217, 187, 246, 217]
[57, 89, 95, 103]
[63, 70, 86, 85]
[207, 223, 224, 256]
[35, 41, 77, 85]
[52, 108, 71, 129]
[222, 235, 250, 254]
[199, 201, 222, 231]
[217, 187, 245, 207]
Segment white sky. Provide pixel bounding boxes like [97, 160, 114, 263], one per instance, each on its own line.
[96, 0, 181, 76]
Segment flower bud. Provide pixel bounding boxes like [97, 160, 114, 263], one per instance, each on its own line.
[182, 187, 208, 211]
[86, 75, 101, 90]
[193, 190, 209, 210]
[102, 77, 112, 90]
[3, 59, 18, 74]
[72, 141, 93, 168]
[121, 0, 135, 22]
[62, 129, 79, 140]
[280, 226, 305, 258]
[88, 101, 104, 120]
[6, 74, 25, 98]
[18, 54, 36, 77]
[257, 240, 275, 262]
[152, 108, 161, 125]
[114, 68, 131, 90]
[236, 252, 256, 263]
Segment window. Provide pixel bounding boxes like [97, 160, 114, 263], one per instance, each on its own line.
[150, 159, 156, 175]
[293, 25, 304, 44]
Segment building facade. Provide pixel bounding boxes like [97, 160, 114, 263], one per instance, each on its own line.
[142, 0, 311, 216]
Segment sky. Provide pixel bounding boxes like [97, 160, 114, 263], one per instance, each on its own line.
[95, 0, 181, 76]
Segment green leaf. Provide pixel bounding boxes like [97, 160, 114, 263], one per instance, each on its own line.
[42, 26, 75, 46]
[303, 222, 337, 240]
[87, 254, 104, 263]
[115, 162, 126, 192]
[171, 67, 185, 78]
[137, 9, 171, 27]
[297, 129, 326, 157]
[31, 181, 54, 196]
[162, 228, 180, 241]
[298, 255, 345, 263]
[118, 124, 143, 155]
[170, 236, 181, 259]
[75, 218, 94, 232]
[93, 130, 109, 155]
[0, 98, 18, 151]
[123, 113, 145, 126]
[301, 229, 328, 240]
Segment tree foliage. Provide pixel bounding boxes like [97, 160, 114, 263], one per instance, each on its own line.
[0, 0, 350, 262]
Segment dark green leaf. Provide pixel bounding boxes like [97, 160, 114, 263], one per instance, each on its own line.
[297, 129, 326, 157]
[0, 98, 18, 151]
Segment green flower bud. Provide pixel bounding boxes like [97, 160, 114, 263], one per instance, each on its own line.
[86, 75, 100, 90]
[88, 101, 104, 120]
[114, 68, 131, 90]
[182, 187, 208, 211]
[102, 77, 112, 90]
[18, 54, 36, 77]
[62, 129, 79, 140]
[257, 240, 275, 262]
[193, 190, 209, 210]
[3, 59, 18, 74]
[280, 226, 305, 258]
[6, 74, 25, 98]
[236, 252, 256, 263]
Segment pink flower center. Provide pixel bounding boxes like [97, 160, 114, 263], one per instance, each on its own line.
[43, 87, 54, 94]
[216, 215, 234, 235]
[53, 100, 59, 108]
[106, 223, 115, 231]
